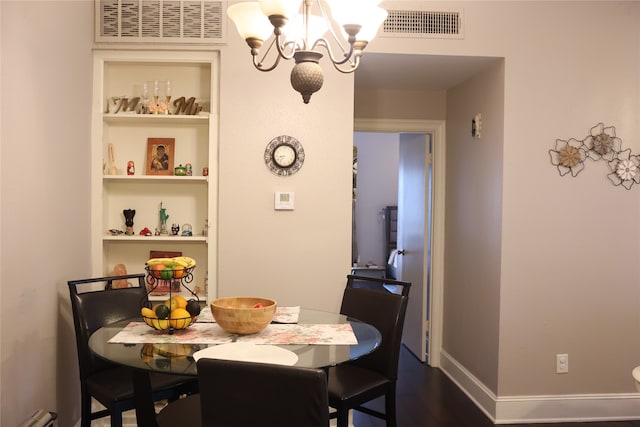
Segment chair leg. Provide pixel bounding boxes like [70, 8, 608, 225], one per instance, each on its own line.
[385, 387, 397, 427]
[337, 407, 350, 427]
[80, 393, 92, 427]
[110, 410, 123, 427]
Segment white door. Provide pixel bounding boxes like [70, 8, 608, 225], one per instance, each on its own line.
[397, 133, 430, 362]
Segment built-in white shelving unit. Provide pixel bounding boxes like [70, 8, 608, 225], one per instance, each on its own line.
[91, 50, 219, 302]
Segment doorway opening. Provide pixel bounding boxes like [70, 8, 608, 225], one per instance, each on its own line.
[352, 119, 445, 366]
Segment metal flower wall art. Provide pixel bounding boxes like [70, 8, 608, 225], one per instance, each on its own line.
[549, 123, 640, 190]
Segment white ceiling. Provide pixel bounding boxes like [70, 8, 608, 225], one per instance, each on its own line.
[354, 53, 500, 91]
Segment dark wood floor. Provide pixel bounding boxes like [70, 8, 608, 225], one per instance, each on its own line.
[353, 345, 640, 427]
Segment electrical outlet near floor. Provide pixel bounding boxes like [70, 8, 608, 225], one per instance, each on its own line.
[556, 353, 569, 373]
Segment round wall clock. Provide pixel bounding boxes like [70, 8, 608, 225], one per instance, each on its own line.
[264, 135, 305, 176]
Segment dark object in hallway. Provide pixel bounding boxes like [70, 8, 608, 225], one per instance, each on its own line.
[354, 346, 640, 427]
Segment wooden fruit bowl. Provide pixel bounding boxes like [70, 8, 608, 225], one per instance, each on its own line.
[211, 296, 277, 334]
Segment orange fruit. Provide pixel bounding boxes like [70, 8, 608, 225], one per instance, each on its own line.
[173, 265, 185, 278]
[165, 295, 188, 311]
[150, 264, 165, 279]
[169, 308, 192, 329]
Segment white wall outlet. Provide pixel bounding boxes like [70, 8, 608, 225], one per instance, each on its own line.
[556, 353, 569, 374]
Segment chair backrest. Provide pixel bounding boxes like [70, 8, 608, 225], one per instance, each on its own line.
[68, 274, 148, 379]
[341, 274, 411, 380]
[197, 358, 329, 427]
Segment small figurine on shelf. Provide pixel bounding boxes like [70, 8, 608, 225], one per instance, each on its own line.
[186, 163, 193, 176]
[111, 264, 129, 288]
[182, 224, 193, 236]
[159, 202, 169, 235]
[127, 161, 135, 175]
[123, 209, 136, 235]
[171, 223, 180, 235]
[139, 227, 153, 236]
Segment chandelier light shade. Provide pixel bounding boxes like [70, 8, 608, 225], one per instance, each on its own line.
[227, 0, 388, 104]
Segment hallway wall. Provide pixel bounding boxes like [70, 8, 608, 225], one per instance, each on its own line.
[353, 132, 399, 267]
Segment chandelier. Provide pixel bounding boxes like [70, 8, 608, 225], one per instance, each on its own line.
[227, 0, 388, 104]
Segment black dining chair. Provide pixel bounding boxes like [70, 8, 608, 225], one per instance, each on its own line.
[68, 274, 199, 427]
[157, 358, 330, 427]
[327, 274, 411, 427]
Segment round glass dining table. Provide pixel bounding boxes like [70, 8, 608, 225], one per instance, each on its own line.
[89, 308, 381, 375]
[88, 308, 381, 427]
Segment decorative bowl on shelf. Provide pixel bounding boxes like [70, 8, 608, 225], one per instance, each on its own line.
[211, 296, 277, 335]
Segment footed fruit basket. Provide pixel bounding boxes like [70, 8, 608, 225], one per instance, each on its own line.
[141, 256, 201, 334]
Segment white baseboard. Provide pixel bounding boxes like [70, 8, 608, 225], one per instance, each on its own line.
[440, 349, 640, 424]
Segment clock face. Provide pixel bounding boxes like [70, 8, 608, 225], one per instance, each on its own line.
[264, 135, 305, 176]
[273, 144, 296, 167]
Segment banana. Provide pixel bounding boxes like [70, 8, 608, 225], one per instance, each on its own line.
[146, 256, 195, 269]
[146, 258, 175, 267]
[155, 343, 190, 358]
[172, 258, 190, 268]
[173, 256, 196, 268]
[141, 307, 156, 319]
[151, 318, 170, 330]
[142, 316, 155, 328]
[141, 344, 155, 357]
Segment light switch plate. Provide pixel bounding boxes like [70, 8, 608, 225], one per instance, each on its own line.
[275, 192, 295, 210]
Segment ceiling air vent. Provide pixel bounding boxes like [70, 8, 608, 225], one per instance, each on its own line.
[95, 0, 227, 46]
[381, 9, 463, 39]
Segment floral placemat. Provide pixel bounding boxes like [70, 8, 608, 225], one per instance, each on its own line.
[108, 321, 356, 345]
[272, 306, 300, 323]
[241, 323, 357, 345]
[109, 322, 234, 344]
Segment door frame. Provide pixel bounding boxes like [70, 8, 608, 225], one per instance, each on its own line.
[354, 118, 445, 367]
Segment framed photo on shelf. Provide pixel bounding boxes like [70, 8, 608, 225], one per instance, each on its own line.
[146, 137, 175, 175]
